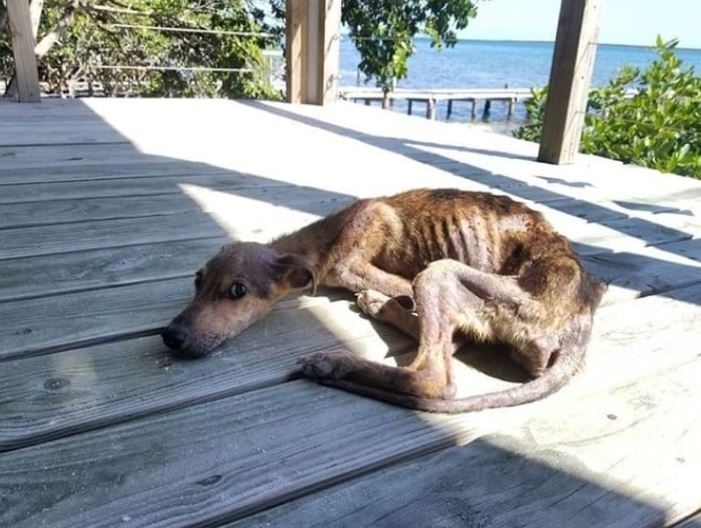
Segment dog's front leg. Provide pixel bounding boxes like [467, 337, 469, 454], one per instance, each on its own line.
[328, 259, 419, 337]
[325, 256, 411, 296]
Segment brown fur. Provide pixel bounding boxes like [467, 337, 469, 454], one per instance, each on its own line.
[162, 189, 605, 413]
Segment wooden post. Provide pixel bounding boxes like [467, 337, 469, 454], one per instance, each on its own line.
[507, 98, 516, 119]
[426, 98, 436, 120]
[482, 100, 491, 119]
[6, 0, 41, 102]
[407, 100, 413, 115]
[285, 0, 341, 105]
[538, 0, 601, 165]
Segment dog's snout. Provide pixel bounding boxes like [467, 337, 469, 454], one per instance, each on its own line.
[162, 322, 189, 350]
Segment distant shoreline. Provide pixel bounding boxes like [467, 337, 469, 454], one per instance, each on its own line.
[449, 38, 701, 52]
[345, 35, 701, 52]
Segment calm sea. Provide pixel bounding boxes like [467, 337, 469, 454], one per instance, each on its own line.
[339, 38, 701, 123]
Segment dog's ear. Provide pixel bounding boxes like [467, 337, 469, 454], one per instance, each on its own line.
[274, 254, 317, 294]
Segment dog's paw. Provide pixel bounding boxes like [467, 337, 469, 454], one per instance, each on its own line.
[356, 289, 392, 317]
[298, 352, 354, 380]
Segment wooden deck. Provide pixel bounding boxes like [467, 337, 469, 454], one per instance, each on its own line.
[1, 98, 701, 527]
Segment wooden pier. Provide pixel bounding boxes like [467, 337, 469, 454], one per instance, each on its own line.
[339, 87, 533, 120]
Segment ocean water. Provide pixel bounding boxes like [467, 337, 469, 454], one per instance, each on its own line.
[339, 38, 701, 123]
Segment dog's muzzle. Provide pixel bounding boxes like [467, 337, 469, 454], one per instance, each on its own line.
[161, 320, 189, 350]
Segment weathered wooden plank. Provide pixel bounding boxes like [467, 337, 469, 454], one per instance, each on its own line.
[0, 193, 204, 229]
[0, 186, 356, 259]
[318, 0, 342, 105]
[0, 124, 128, 145]
[0, 277, 190, 360]
[1, 283, 700, 527]
[538, 0, 601, 164]
[0, 212, 227, 260]
[0, 187, 692, 264]
[0, 296, 413, 450]
[5, 0, 41, 102]
[285, 0, 341, 105]
[0, 173, 291, 202]
[234, 359, 701, 528]
[661, 238, 701, 262]
[285, 0, 305, 104]
[0, 381, 432, 528]
[547, 196, 701, 224]
[412, 137, 701, 208]
[0, 185, 355, 228]
[0, 238, 227, 302]
[0, 268, 398, 361]
[0, 225, 697, 309]
[0, 160, 235, 185]
[0, 98, 105, 117]
[0, 143, 186, 170]
[674, 512, 701, 528]
[583, 241, 701, 304]
[437, 159, 701, 223]
[568, 214, 694, 256]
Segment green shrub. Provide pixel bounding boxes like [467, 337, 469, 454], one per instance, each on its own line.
[514, 37, 701, 179]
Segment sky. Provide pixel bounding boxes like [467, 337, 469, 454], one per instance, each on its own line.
[458, 0, 701, 49]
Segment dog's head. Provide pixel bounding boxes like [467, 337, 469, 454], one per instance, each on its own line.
[161, 242, 316, 357]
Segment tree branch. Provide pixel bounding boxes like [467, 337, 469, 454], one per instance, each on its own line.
[34, 0, 81, 57]
[29, 0, 44, 37]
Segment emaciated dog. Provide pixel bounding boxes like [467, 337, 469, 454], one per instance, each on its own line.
[162, 189, 605, 413]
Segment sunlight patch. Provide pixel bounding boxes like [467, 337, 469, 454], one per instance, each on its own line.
[178, 183, 320, 242]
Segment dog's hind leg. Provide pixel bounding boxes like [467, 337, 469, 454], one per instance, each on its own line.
[301, 259, 554, 405]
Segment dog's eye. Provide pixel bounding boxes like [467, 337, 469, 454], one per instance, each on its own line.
[229, 282, 247, 300]
[194, 272, 203, 290]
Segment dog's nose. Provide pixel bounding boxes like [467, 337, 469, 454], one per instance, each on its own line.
[161, 324, 188, 350]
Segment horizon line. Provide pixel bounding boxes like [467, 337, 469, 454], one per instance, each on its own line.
[451, 37, 700, 51]
[339, 32, 701, 51]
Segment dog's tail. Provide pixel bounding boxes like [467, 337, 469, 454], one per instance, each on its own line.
[322, 318, 591, 414]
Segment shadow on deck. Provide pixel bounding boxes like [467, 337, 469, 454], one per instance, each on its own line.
[0, 98, 699, 527]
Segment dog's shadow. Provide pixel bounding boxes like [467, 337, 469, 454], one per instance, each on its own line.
[336, 289, 530, 385]
[395, 341, 529, 385]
